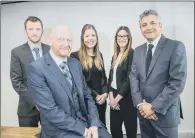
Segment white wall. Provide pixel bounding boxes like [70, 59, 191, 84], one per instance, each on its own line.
[1, 2, 194, 134]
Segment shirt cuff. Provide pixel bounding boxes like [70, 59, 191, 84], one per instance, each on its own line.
[137, 103, 144, 109]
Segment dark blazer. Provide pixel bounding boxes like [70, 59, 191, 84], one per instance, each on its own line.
[70, 51, 108, 98]
[26, 54, 101, 137]
[10, 42, 50, 116]
[108, 48, 134, 98]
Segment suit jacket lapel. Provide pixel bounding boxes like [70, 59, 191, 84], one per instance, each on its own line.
[147, 35, 167, 77]
[68, 58, 83, 96]
[41, 43, 49, 55]
[45, 54, 74, 104]
[68, 58, 86, 111]
[22, 42, 34, 63]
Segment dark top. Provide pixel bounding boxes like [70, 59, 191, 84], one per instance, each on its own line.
[87, 56, 102, 90]
[70, 51, 108, 99]
[108, 48, 134, 98]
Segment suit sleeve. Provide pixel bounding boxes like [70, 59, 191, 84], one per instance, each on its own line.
[26, 64, 86, 136]
[151, 42, 187, 115]
[129, 49, 144, 107]
[100, 53, 108, 94]
[118, 50, 134, 97]
[10, 49, 33, 105]
[78, 63, 101, 127]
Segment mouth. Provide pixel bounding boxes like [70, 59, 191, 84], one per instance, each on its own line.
[60, 46, 70, 50]
[145, 31, 154, 34]
[87, 42, 94, 45]
[118, 41, 127, 43]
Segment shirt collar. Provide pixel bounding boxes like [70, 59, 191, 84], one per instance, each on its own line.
[49, 50, 67, 67]
[28, 42, 42, 51]
[147, 34, 162, 48]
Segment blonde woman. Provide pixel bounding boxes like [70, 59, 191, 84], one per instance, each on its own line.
[70, 24, 108, 126]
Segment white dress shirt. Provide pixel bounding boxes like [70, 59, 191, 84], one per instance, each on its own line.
[28, 42, 43, 60]
[146, 34, 162, 56]
[49, 50, 67, 72]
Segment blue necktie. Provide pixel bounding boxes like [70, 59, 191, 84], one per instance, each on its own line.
[59, 61, 72, 85]
[33, 48, 40, 60]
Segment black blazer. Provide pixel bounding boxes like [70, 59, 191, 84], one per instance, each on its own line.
[70, 51, 108, 98]
[108, 48, 134, 98]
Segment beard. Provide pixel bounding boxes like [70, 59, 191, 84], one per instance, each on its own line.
[28, 36, 42, 44]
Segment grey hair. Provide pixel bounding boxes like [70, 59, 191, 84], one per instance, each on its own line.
[139, 9, 161, 23]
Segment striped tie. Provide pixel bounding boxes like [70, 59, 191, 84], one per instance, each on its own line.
[59, 61, 72, 85]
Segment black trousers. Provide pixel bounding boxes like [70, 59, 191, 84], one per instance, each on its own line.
[110, 89, 137, 138]
[18, 113, 40, 127]
[95, 101, 107, 126]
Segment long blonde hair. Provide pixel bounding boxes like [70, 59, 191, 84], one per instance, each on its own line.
[78, 24, 103, 71]
[113, 26, 132, 66]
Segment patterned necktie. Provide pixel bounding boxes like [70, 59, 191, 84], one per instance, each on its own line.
[145, 44, 154, 76]
[33, 48, 40, 60]
[59, 61, 72, 85]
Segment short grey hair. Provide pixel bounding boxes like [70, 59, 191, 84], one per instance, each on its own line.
[139, 9, 161, 23]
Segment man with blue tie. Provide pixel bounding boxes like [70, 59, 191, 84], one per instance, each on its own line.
[10, 16, 50, 127]
[26, 25, 111, 138]
[130, 9, 187, 138]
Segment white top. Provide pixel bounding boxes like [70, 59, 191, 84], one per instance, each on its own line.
[111, 52, 123, 89]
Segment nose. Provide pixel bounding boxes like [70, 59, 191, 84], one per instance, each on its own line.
[32, 29, 38, 35]
[146, 24, 153, 30]
[63, 39, 69, 46]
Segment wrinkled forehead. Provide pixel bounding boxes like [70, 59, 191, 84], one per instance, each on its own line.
[51, 26, 72, 39]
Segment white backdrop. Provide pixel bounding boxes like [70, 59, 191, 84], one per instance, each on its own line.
[1, 2, 194, 134]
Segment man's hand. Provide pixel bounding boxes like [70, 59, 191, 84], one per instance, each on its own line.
[147, 113, 158, 121]
[88, 126, 98, 138]
[139, 100, 154, 119]
[83, 128, 89, 138]
[96, 93, 107, 105]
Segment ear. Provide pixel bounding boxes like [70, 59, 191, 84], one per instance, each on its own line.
[24, 29, 27, 37]
[139, 21, 142, 29]
[159, 23, 162, 28]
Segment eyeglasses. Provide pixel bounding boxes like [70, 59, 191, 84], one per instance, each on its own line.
[117, 35, 129, 40]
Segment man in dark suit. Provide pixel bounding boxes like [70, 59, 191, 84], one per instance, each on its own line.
[130, 10, 187, 138]
[10, 16, 50, 127]
[26, 25, 111, 138]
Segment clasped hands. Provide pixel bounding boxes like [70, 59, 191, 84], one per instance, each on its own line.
[95, 93, 108, 105]
[84, 126, 98, 138]
[108, 93, 121, 110]
[138, 100, 158, 121]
